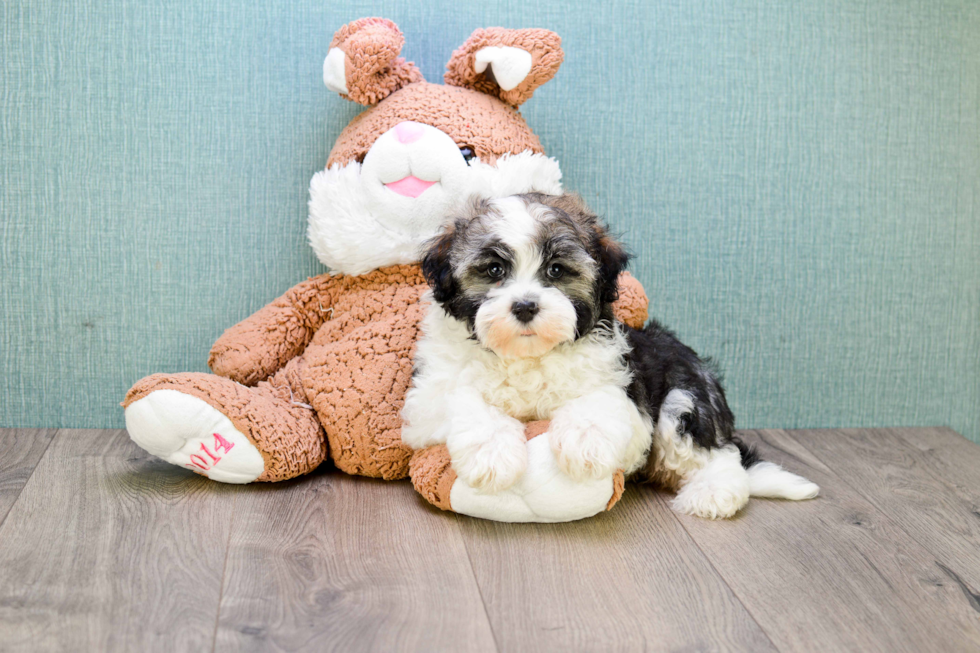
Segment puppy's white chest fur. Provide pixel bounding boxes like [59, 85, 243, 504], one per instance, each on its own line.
[418, 305, 633, 421]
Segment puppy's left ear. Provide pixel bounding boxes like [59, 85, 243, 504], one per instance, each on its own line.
[421, 222, 460, 303]
[595, 229, 631, 304]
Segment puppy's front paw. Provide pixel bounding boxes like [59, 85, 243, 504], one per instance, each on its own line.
[548, 419, 623, 482]
[449, 425, 527, 493]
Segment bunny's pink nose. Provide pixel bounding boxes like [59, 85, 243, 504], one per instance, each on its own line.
[393, 121, 425, 144]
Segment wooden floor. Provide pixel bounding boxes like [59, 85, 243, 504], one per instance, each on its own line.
[1, 428, 979, 652]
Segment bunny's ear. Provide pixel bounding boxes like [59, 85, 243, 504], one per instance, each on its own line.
[323, 18, 424, 106]
[444, 28, 563, 107]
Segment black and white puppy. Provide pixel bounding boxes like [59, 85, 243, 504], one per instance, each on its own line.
[401, 193, 818, 519]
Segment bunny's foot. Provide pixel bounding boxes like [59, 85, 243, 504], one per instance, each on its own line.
[123, 367, 327, 483]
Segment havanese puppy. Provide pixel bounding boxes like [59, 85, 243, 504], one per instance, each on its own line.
[401, 193, 819, 518]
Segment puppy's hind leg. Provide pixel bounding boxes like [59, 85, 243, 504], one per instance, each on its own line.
[651, 391, 819, 518]
[651, 389, 751, 519]
[666, 438, 820, 518]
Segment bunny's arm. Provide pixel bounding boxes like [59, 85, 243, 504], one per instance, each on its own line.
[208, 275, 343, 386]
[612, 271, 649, 329]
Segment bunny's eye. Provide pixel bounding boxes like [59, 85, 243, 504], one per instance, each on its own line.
[459, 146, 476, 165]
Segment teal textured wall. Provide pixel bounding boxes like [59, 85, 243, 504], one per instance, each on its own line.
[2, 0, 978, 441]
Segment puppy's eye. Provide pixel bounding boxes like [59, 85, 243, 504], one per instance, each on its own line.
[459, 146, 476, 165]
[486, 262, 505, 279]
[546, 263, 565, 280]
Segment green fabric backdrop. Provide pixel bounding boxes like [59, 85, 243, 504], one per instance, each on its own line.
[2, 0, 978, 442]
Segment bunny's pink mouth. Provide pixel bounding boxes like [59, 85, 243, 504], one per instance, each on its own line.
[385, 176, 437, 198]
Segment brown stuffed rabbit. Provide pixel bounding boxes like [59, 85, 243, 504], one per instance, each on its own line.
[123, 18, 648, 521]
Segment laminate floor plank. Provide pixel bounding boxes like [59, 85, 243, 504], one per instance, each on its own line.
[0, 429, 56, 527]
[888, 427, 980, 498]
[457, 488, 777, 653]
[3, 427, 979, 653]
[796, 427, 980, 616]
[214, 473, 497, 653]
[0, 429, 241, 652]
[674, 429, 980, 653]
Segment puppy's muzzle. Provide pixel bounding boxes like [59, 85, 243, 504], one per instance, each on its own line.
[511, 299, 540, 324]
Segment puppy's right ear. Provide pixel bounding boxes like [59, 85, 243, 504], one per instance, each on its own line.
[550, 193, 631, 304]
[323, 18, 424, 105]
[421, 221, 460, 303]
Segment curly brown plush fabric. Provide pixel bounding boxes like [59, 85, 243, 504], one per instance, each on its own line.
[612, 271, 648, 328]
[608, 472, 626, 511]
[444, 28, 564, 107]
[409, 445, 456, 511]
[299, 265, 426, 479]
[209, 274, 342, 386]
[523, 419, 551, 441]
[330, 18, 423, 105]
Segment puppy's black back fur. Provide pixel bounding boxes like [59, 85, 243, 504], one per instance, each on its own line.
[624, 318, 759, 477]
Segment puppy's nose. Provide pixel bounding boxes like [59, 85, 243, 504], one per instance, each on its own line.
[511, 300, 540, 324]
[393, 121, 424, 144]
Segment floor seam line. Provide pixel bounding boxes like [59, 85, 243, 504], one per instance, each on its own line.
[0, 428, 60, 532]
[657, 487, 783, 653]
[209, 490, 240, 653]
[455, 513, 503, 653]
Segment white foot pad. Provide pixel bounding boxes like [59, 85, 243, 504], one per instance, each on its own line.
[125, 389, 265, 484]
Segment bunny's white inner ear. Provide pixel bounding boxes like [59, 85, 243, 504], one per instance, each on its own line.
[474, 46, 533, 91]
[323, 47, 348, 95]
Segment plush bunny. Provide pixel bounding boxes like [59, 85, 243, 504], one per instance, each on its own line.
[123, 18, 649, 521]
